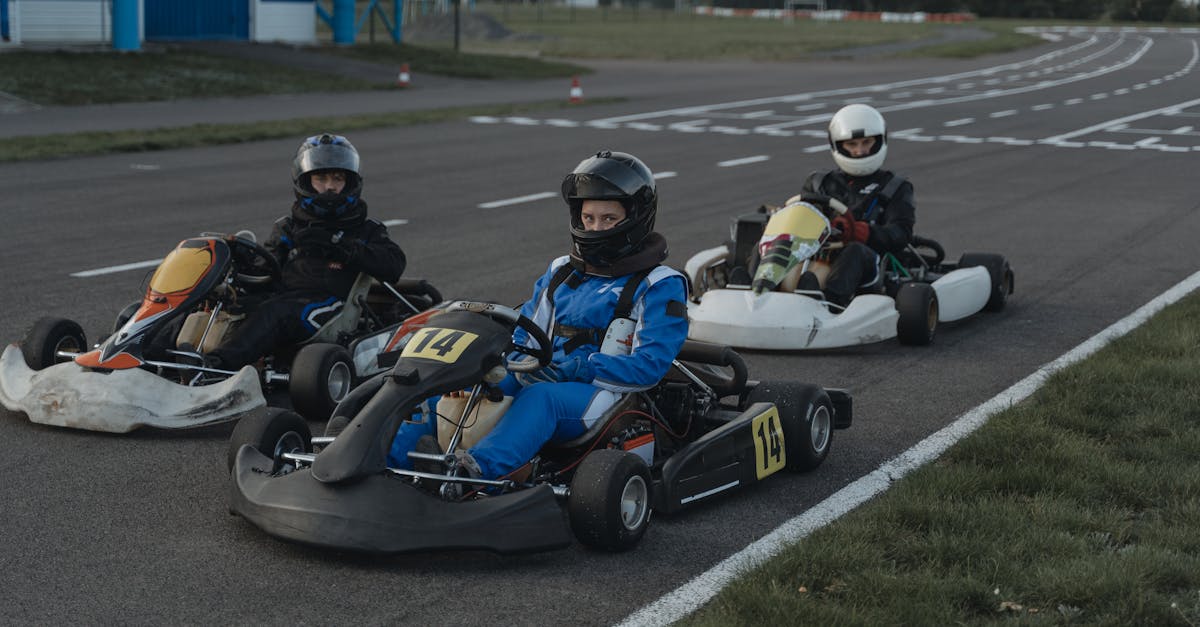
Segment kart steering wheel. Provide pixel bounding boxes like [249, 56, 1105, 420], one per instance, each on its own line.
[225, 235, 283, 287]
[445, 301, 552, 373]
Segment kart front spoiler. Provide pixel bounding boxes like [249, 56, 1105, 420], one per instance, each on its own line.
[0, 344, 265, 433]
[230, 445, 573, 555]
[688, 290, 898, 350]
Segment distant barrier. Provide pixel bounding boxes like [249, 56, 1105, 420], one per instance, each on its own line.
[693, 7, 976, 23]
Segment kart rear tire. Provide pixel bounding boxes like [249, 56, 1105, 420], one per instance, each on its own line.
[227, 407, 312, 473]
[21, 317, 87, 370]
[568, 449, 652, 552]
[745, 381, 833, 472]
[896, 283, 938, 346]
[112, 301, 142, 335]
[957, 253, 1013, 312]
[289, 343, 355, 422]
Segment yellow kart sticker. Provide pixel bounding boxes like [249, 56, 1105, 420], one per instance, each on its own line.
[752, 406, 786, 479]
[399, 327, 478, 363]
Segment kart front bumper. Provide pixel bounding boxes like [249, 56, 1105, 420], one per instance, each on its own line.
[230, 445, 573, 555]
[0, 344, 265, 433]
[688, 290, 898, 350]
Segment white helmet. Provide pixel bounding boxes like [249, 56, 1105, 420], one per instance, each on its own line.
[827, 104, 887, 177]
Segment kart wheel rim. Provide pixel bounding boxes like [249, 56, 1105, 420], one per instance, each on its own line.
[810, 405, 832, 453]
[54, 335, 83, 360]
[926, 298, 939, 335]
[326, 361, 352, 403]
[619, 475, 649, 531]
[273, 430, 306, 472]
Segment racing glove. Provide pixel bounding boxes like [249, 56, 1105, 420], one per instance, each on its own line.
[294, 226, 358, 263]
[515, 355, 595, 386]
[831, 214, 869, 244]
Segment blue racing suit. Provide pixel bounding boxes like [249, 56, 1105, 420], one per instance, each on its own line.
[388, 255, 689, 479]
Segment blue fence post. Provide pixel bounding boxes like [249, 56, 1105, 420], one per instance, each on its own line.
[333, 0, 356, 44]
[394, 0, 404, 44]
[113, 0, 141, 51]
[1, 0, 9, 42]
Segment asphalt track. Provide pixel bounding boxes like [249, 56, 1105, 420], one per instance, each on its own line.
[2, 26, 1199, 625]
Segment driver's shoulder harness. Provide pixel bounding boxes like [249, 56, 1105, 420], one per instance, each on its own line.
[544, 264, 656, 354]
[816, 170, 908, 220]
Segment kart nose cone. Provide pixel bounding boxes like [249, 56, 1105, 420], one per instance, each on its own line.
[0, 344, 265, 433]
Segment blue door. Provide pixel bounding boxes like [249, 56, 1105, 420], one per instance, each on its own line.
[145, 0, 250, 41]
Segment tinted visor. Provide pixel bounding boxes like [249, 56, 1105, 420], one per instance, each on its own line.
[562, 155, 650, 200]
[296, 139, 360, 176]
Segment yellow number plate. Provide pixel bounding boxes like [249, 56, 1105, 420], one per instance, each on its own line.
[399, 327, 478, 363]
[751, 407, 786, 479]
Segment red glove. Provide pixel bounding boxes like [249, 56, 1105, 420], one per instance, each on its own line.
[831, 214, 869, 243]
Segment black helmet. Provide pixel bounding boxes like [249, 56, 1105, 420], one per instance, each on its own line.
[292, 133, 363, 219]
[561, 150, 658, 268]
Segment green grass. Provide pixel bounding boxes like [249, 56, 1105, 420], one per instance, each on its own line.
[683, 292, 1200, 625]
[0, 43, 586, 107]
[465, 6, 940, 60]
[326, 42, 589, 79]
[897, 20, 1045, 59]
[0, 48, 379, 106]
[0, 97, 621, 163]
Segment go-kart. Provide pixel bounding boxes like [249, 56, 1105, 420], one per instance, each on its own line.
[685, 200, 1014, 350]
[228, 300, 852, 554]
[0, 232, 440, 433]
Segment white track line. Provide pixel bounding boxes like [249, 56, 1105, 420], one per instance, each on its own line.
[617, 268, 1200, 627]
[477, 192, 557, 209]
[717, 155, 770, 167]
[70, 259, 162, 278]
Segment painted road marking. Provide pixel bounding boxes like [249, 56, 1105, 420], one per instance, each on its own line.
[477, 192, 557, 209]
[717, 155, 770, 167]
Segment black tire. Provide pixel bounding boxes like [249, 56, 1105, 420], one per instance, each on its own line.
[958, 252, 1013, 313]
[289, 343, 355, 422]
[896, 282, 938, 346]
[568, 449, 652, 552]
[112, 301, 142, 335]
[20, 317, 87, 370]
[745, 381, 833, 473]
[227, 407, 312, 472]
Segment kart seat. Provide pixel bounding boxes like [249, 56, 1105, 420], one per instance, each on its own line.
[546, 393, 641, 452]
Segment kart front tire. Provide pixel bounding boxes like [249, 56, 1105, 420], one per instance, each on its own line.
[112, 301, 142, 335]
[958, 253, 1013, 312]
[289, 343, 355, 422]
[568, 449, 652, 552]
[896, 283, 938, 346]
[21, 317, 87, 370]
[227, 407, 312, 473]
[745, 381, 833, 472]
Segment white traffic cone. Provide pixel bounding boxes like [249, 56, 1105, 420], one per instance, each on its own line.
[569, 76, 583, 104]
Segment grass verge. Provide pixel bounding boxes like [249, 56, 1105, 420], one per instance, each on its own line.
[684, 291, 1200, 625]
[0, 43, 587, 106]
[0, 98, 621, 163]
[0, 48, 378, 106]
[326, 42, 589, 79]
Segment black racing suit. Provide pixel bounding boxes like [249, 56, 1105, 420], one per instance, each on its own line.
[210, 199, 406, 368]
[801, 168, 915, 306]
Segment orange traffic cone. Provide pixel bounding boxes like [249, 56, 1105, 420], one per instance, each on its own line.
[569, 76, 583, 104]
[397, 63, 411, 88]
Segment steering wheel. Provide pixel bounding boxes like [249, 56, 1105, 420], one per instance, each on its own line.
[225, 235, 283, 287]
[446, 302, 552, 373]
[788, 192, 848, 216]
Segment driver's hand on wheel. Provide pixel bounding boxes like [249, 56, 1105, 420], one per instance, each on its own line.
[831, 214, 869, 243]
[515, 355, 594, 386]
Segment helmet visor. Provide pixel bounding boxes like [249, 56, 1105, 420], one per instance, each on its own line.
[563, 156, 651, 200]
[296, 138, 360, 176]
